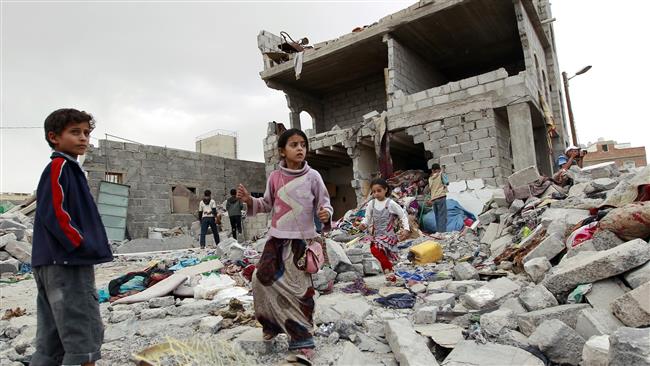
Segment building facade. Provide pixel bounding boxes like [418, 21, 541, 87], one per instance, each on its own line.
[584, 140, 647, 169]
[83, 140, 266, 238]
[257, 0, 570, 215]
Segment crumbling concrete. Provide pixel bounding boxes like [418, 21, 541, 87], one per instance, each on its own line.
[608, 327, 650, 366]
[575, 308, 623, 340]
[463, 277, 520, 309]
[611, 281, 650, 327]
[441, 340, 543, 366]
[518, 285, 558, 311]
[385, 318, 438, 366]
[523, 257, 552, 283]
[586, 278, 630, 310]
[582, 335, 610, 366]
[541, 239, 650, 295]
[624, 261, 650, 289]
[528, 319, 585, 365]
[517, 304, 590, 336]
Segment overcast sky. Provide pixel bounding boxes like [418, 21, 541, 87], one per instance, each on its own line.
[2, 0, 649, 193]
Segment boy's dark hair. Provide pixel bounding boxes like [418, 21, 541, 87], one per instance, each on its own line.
[44, 108, 95, 149]
[431, 163, 441, 171]
[278, 128, 309, 151]
[370, 178, 390, 191]
[230, 189, 236, 195]
[204, 190, 211, 196]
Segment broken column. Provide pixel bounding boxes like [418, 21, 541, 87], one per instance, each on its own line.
[506, 103, 536, 170]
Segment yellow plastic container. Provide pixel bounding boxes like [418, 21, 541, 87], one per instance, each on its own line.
[409, 240, 443, 264]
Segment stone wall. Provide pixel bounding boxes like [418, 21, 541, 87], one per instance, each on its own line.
[83, 140, 266, 239]
[385, 35, 447, 97]
[321, 74, 386, 131]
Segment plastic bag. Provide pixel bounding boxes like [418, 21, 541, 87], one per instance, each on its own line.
[193, 273, 236, 300]
[566, 222, 599, 249]
[212, 287, 250, 306]
[567, 284, 592, 304]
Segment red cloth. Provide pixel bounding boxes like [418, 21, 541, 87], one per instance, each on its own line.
[371, 243, 393, 272]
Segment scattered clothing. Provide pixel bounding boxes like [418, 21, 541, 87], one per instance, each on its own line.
[342, 278, 378, 296]
[374, 293, 416, 309]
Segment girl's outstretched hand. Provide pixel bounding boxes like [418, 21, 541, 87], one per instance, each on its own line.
[236, 184, 252, 205]
[317, 206, 330, 223]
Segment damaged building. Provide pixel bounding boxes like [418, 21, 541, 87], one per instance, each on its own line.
[258, 0, 570, 217]
[83, 140, 267, 239]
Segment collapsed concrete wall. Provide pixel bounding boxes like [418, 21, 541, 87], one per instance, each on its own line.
[83, 140, 266, 238]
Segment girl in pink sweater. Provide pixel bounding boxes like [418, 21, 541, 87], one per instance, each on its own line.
[237, 128, 332, 362]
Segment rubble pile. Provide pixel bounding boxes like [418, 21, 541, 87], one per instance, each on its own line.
[0, 212, 34, 277]
[1, 165, 649, 366]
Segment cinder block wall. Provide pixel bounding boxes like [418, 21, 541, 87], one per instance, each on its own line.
[386, 35, 447, 96]
[321, 74, 386, 130]
[83, 140, 267, 239]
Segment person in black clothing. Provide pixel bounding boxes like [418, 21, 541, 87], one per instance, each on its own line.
[199, 190, 220, 248]
[226, 188, 243, 239]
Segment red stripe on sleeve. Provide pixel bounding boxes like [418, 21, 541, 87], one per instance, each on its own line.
[50, 158, 83, 248]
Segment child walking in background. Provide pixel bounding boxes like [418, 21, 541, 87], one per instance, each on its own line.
[427, 163, 449, 232]
[198, 189, 220, 248]
[237, 128, 332, 363]
[358, 178, 409, 274]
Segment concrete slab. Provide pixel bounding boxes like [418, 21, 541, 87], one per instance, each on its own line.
[528, 319, 585, 366]
[385, 318, 439, 366]
[464, 277, 520, 309]
[608, 327, 650, 366]
[582, 335, 609, 366]
[541, 239, 650, 296]
[586, 278, 630, 311]
[575, 308, 623, 340]
[414, 323, 464, 348]
[441, 340, 543, 366]
[611, 281, 650, 327]
[517, 304, 591, 336]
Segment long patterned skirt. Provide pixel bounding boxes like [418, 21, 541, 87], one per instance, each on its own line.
[252, 237, 315, 350]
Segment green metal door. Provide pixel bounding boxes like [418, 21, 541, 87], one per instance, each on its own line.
[97, 181, 130, 241]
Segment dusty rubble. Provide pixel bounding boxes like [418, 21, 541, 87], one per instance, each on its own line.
[1, 165, 650, 366]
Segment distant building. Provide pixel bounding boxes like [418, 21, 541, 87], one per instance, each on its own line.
[195, 130, 238, 159]
[584, 138, 647, 169]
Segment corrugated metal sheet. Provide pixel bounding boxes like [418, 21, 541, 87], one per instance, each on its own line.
[97, 181, 129, 241]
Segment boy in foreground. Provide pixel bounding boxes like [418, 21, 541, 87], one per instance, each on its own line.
[31, 108, 113, 366]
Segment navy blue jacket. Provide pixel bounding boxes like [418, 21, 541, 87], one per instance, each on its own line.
[32, 152, 113, 267]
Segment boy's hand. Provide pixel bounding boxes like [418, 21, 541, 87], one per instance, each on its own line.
[317, 206, 330, 223]
[236, 184, 252, 205]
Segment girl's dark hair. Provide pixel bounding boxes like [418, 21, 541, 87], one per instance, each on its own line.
[277, 128, 309, 150]
[44, 108, 95, 148]
[204, 190, 211, 196]
[370, 178, 390, 191]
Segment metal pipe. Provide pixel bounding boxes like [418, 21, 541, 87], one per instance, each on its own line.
[562, 71, 578, 146]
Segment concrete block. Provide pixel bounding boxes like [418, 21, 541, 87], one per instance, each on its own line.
[362, 257, 382, 275]
[448, 180, 467, 193]
[235, 328, 281, 355]
[480, 223, 500, 244]
[446, 280, 486, 294]
[316, 293, 372, 324]
[109, 310, 135, 323]
[413, 306, 437, 324]
[582, 162, 620, 179]
[452, 262, 479, 280]
[591, 229, 624, 251]
[623, 261, 650, 289]
[425, 292, 456, 307]
[480, 308, 517, 336]
[507, 166, 540, 187]
[491, 189, 507, 207]
[459, 76, 478, 89]
[528, 319, 585, 365]
[148, 296, 175, 308]
[199, 315, 223, 334]
[464, 277, 520, 309]
[517, 304, 591, 336]
[336, 341, 381, 366]
[478, 209, 497, 224]
[385, 318, 439, 366]
[139, 308, 167, 320]
[441, 340, 543, 366]
[523, 235, 565, 264]
[500, 297, 528, 315]
[0, 258, 20, 274]
[608, 327, 650, 366]
[575, 308, 623, 339]
[466, 178, 485, 190]
[519, 285, 558, 311]
[490, 234, 513, 257]
[611, 281, 650, 327]
[582, 335, 610, 366]
[523, 257, 552, 283]
[541, 239, 650, 296]
[586, 278, 630, 311]
[0, 233, 17, 249]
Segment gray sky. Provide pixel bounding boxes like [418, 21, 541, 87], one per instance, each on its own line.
[1, 0, 649, 193]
